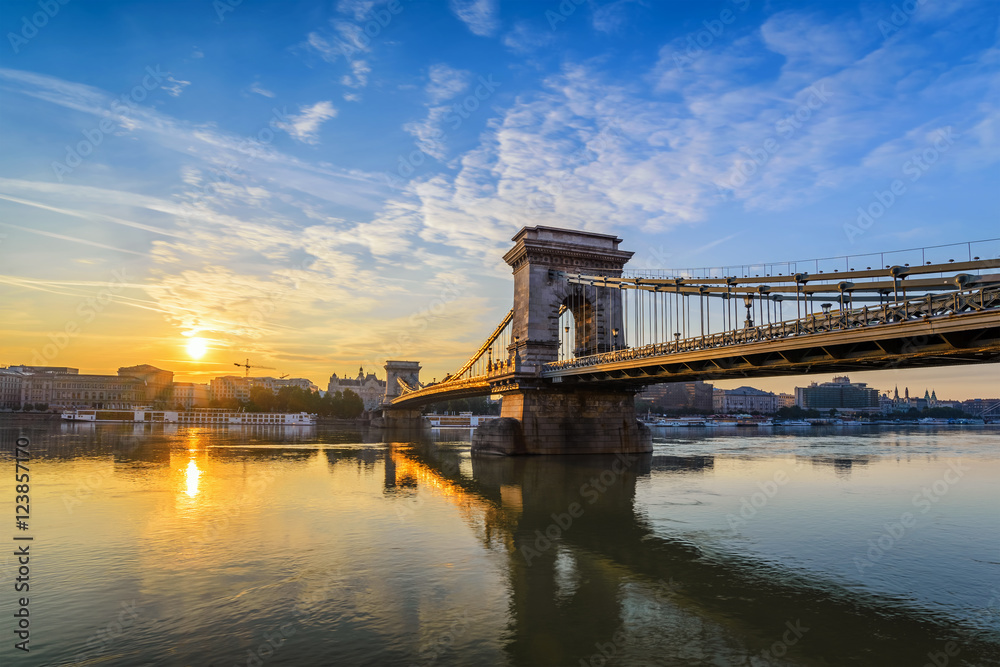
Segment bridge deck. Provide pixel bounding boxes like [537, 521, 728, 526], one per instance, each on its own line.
[542, 309, 1000, 387]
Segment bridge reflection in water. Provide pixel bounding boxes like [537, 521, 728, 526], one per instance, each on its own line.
[388, 437, 1000, 666]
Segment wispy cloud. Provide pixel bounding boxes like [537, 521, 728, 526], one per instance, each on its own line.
[340, 60, 371, 89]
[0, 193, 184, 238]
[591, 0, 641, 34]
[249, 81, 275, 98]
[0, 221, 152, 257]
[277, 101, 338, 144]
[449, 0, 499, 37]
[162, 75, 191, 97]
[426, 63, 470, 103]
[403, 106, 451, 160]
[502, 21, 554, 54]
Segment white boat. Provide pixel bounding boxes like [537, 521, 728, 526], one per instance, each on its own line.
[61, 408, 316, 425]
[424, 412, 498, 428]
[773, 420, 811, 426]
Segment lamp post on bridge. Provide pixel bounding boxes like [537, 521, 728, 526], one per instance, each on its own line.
[821, 302, 832, 329]
[743, 294, 754, 329]
[837, 281, 855, 314]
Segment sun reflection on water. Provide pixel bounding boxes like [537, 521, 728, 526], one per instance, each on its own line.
[185, 458, 202, 498]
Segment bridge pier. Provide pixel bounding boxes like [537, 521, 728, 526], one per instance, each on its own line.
[379, 408, 427, 438]
[472, 388, 651, 455]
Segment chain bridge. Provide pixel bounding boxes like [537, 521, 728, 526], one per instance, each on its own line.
[382, 227, 1000, 455]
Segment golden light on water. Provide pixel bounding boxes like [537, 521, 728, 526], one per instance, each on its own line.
[186, 336, 208, 360]
[185, 458, 202, 497]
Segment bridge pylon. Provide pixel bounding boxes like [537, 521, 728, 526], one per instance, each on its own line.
[473, 226, 651, 455]
[380, 360, 425, 434]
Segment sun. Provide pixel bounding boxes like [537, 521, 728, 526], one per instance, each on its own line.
[186, 336, 209, 360]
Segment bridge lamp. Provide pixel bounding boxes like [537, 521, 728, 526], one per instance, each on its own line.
[743, 294, 754, 329]
[612, 328, 619, 351]
[837, 281, 855, 311]
[821, 303, 832, 315]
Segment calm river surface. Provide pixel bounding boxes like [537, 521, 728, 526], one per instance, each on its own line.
[1, 421, 998, 666]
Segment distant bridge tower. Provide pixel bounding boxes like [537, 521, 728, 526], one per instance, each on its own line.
[474, 226, 651, 455]
[383, 360, 421, 403]
[381, 360, 423, 432]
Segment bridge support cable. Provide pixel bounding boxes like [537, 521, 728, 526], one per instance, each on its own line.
[443, 309, 514, 383]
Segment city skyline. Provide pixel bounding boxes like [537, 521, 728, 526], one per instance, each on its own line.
[2, 0, 999, 397]
[3, 359, 993, 407]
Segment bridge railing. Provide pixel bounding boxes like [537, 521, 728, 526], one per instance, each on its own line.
[542, 284, 1000, 373]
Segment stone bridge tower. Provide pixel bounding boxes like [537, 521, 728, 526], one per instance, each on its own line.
[380, 360, 424, 433]
[383, 360, 421, 403]
[503, 226, 632, 370]
[474, 226, 651, 455]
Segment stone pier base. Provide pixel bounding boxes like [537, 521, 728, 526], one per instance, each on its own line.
[378, 409, 426, 439]
[472, 389, 652, 455]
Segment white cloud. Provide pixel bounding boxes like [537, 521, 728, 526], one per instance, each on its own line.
[277, 101, 338, 144]
[403, 106, 451, 160]
[161, 75, 191, 97]
[336, 0, 377, 21]
[249, 81, 275, 98]
[502, 21, 553, 54]
[449, 0, 499, 37]
[340, 60, 371, 89]
[343, 92, 362, 102]
[426, 63, 470, 103]
[306, 22, 367, 64]
[760, 11, 871, 73]
[591, 0, 640, 34]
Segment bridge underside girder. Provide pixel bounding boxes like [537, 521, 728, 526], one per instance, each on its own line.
[543, 312, 1000, 388]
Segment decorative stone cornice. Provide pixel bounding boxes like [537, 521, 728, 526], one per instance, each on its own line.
[504, 239, 634, 273]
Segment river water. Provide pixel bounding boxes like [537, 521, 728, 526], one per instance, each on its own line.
[1, 421, 998, 666]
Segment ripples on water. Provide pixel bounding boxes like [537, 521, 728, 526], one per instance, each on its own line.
[0, 422, 998, 666]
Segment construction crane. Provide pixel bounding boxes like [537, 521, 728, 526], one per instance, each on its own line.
[233, 358, 275, 378]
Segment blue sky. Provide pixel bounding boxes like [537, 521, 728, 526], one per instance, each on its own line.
[0, 0, 998, 396]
